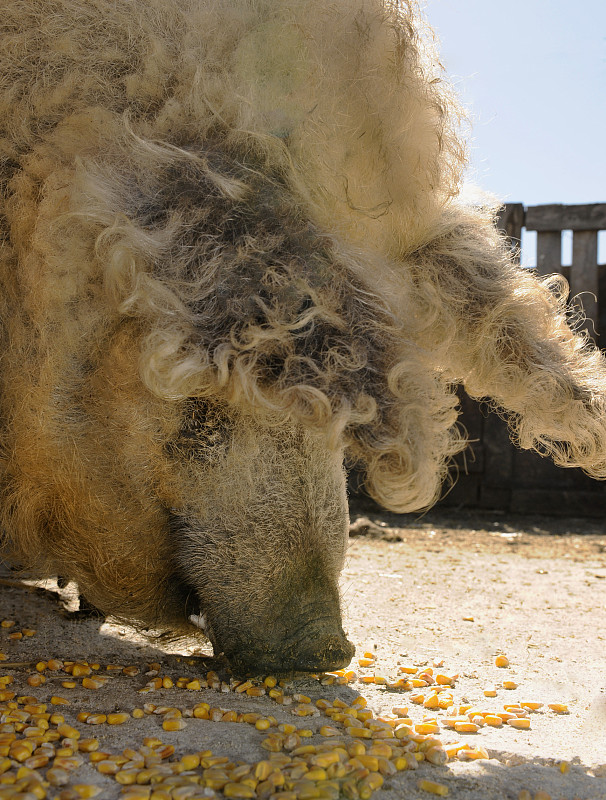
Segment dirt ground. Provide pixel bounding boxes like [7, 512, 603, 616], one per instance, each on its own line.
[0, 509, 604, 800]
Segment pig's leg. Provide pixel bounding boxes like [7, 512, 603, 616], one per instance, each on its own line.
[402, 207, 606, 477]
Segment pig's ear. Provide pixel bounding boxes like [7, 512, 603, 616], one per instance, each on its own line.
[71, 134, 463, 513]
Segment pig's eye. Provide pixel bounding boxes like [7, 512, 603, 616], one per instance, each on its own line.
[167, 400, 234, 461]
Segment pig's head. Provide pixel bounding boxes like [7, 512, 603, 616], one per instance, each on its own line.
[64, 134, 462, 673]
[166, 402, 354, 673]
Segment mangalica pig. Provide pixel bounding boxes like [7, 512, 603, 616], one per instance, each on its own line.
[2, 0, 606, 673]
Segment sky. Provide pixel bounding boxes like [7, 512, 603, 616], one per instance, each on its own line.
[424, 0, 606, 264]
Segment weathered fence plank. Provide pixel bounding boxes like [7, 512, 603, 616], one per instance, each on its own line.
[497, 203, 524, 264]
[525, 203, 606, 232]
[536, 231, 561, 276]
[570, 230, 599, 336]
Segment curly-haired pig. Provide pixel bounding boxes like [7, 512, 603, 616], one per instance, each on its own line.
[2, 0, 606, 673]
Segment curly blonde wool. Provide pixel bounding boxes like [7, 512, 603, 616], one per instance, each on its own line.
[1, 0, 606, 574]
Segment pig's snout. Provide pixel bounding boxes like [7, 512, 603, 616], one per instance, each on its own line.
[218, 620, 355, 675]
[287, 630, 356, 673]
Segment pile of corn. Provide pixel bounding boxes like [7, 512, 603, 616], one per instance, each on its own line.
[0, 623, 574, 800]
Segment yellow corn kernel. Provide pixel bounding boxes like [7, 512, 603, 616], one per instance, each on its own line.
[71, 663, 92, 677]
[518, 792, 532, 800]
[56, 724, 81, 740]
[50, 696, 70, 706]
[107, 713, 129, 725]
[507, 718, 530, 730]
[483, 686, 497, 697]
[131, 709, 145, 719]
[454, 722, 479, 733]
[484, 715, 504, 727]
[72, 785, 102, 798]
[261, 735, 284, 752]
[458, 746, 489, 761]
[162, 718, 186, 731]
[520, 702, 543, 711]
[115, 769, 139, 785]
[78, 738, 99, 752]
[418, 779, 449, 796]
[358, 773, 383, 800]
[82, 677, 106, 690]
[318, 726, 341, 738]
[444, 743, 466, 759]
[415, 723, 439, 735]
[347, 727, 372, 739]
[121, 791, 152, 800]
[502, 681, 518, 690]
[423, 694, 440, 710]
[85, 714, 107, 725]
[559, 761, 570, 774]
[548, 703, 569, 714]
[425, 746, 448, 766]
[95, 760, 120, 775]
[495, 655, 509, 667]
[61, 681, 77, 689]
[46, 766, 71, 786]
[278, 722, 297, 734]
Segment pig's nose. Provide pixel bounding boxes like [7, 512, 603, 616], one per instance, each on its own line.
[223, 630, 355, 675]
[290, 632, 355, 672]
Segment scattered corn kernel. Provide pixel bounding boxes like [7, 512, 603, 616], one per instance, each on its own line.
[107, 713, 129, 725]
[495, 655, 509, 667]
[507, 718, 531, 730]
[85, 714, 106, 725]
[162, 718, 186, 731]
[458, 746, 489, 761]
[548, 703, 569, 714]
[82, 677, 106, 690]
[418, 778, 449, 796]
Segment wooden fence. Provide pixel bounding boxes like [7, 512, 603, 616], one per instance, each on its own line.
[439, 202, 606, 516]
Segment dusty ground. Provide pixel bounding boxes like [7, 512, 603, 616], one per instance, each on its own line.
[0, 509, 604, 799]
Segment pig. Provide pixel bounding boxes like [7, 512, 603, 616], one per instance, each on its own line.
[1, 0, 606, 673]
